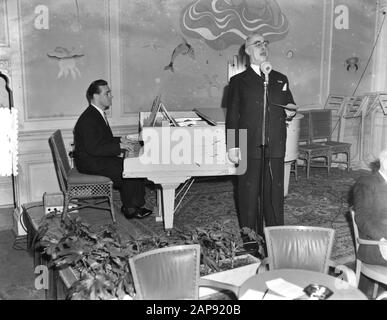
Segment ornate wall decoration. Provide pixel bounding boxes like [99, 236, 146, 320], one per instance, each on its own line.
[180, 0, 289, 50]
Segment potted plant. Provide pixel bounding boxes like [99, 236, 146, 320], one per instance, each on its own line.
[37, 213, 264, 299]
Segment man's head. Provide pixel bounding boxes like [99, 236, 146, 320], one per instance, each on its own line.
[245, 33, 269, 66]
[379, 149, 387, 173]
[86, 79, 112, 110]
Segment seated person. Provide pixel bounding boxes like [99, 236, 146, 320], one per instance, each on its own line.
[353, 148, 387, 266]
[73, 79, 152, 220]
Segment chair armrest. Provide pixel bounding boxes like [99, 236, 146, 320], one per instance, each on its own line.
[358, 238, 387, 246]
[328, 261, 357, 287]
[376, 292, 387, 300]
[256, 257, 269, 274]
[199, 278, 240, 299]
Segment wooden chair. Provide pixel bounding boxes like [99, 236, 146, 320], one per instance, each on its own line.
[259, 226, 357, 286]
[48, 130, 116, 223]
[310, 109, 351, 171]
[128, 244, 240, 300]
[350, 209, 387, 298]
[297, 111, 332, 179]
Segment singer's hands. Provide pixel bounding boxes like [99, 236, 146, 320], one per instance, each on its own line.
[285, 103, 297, 120]
[228, 147, 241, 164]
[285, 103, 298, 111]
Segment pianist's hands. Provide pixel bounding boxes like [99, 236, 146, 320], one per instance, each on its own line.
[228, 147, 241, 164]
[120, 135, 136, 152]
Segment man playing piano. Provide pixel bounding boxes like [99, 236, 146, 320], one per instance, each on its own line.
[226, 33, 297, 241]
[73, 79, 152, 220]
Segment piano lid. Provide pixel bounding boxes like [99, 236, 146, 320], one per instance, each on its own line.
[193, 108, 226, 126]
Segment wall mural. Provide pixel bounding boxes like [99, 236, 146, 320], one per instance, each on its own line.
[47, 46, 84, 79]
[345, 56, 360, 72]
[180, 0, 289, 51]
[164, 37, 195, 73]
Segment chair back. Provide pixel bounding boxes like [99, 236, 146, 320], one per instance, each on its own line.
[264, 226, 335, 273]
[298, 111, 311, 143]
[349, 208, 362, 284]
[227, 54, 248, 82]
[129, 244, 201, 300]
[48, 130, 71, 193]
[310, 109, 332, 142]
[350, 209, 360, 251]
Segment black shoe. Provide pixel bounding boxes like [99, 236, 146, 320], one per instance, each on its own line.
[121, 206, 136, 219]
[121, 206, 152, 220]
[132, 207, 153, 219]
[238, 234, 261, 257]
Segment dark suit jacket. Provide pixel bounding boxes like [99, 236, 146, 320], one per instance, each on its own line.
[73, 105, 121, 172]
[353, 172, 387, 265]
[226, 66, 295, 159]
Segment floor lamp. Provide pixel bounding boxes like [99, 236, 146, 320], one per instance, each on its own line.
[0, 70, 18, 210]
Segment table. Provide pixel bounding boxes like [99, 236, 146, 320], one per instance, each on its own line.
[239, 269, 368, 300]
[23, 202, 73, 299]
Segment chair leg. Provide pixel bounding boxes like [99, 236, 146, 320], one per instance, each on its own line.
[306, 159, 310, 179]
[109, 184, 116, 223]
[294, 161, 298, 181]
[109, 195, 116, 223]
[61, 196, 70, 221]
[372, 282, 379, 299]
[327, 153, 331, 176]
[347, 150, 351, 172]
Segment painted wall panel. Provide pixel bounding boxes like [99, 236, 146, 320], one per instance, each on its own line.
[19, 0, 110, 119]
[330, 0, 376, 96]
[0, 0, 9, 47]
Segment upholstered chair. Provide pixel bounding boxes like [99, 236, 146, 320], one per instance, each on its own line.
[258, 226, 357, 286]
[128, 244, 240, 300]
[350, 209, 387, 298]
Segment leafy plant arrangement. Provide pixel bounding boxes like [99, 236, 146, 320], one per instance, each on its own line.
[172, 219, 265, 275]
[37, 214, 264, 300]
[38, 214, 137, 299]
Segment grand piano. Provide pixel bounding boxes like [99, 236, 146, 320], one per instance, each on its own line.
[123, 108, 238, 230]
[123, 107, 302, 231]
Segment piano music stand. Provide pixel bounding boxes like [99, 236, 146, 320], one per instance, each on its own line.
[147, 94, 162, 127]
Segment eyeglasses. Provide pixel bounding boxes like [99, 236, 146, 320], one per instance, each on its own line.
[247, 40, 269, 49]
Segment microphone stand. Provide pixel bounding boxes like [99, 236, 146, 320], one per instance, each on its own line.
[257, 75, 269, 236]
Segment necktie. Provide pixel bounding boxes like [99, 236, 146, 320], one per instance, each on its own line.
[103, 111, 109, 126]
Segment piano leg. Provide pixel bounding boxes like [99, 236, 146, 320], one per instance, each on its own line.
[155, 187, 163, 222]
[159, 183, 180, 230]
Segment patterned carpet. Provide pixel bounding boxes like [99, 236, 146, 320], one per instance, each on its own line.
[81, 167, 370, 266]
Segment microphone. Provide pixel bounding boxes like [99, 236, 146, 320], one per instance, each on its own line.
[260, 61, 272, 83]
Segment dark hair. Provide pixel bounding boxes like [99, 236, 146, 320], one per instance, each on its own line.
[86, 79, 108, 103]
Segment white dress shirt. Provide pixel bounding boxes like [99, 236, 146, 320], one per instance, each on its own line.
[250, 64, 261, 76]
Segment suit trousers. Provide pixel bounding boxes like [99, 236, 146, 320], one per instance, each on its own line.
[237, 157, 284, 237]
[79, 157, 145, 209]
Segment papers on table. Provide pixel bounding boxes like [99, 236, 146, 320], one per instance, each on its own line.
[265, 278, 305, 299]
[240, 278, 305, 300]
[240, 289, 289, 300]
